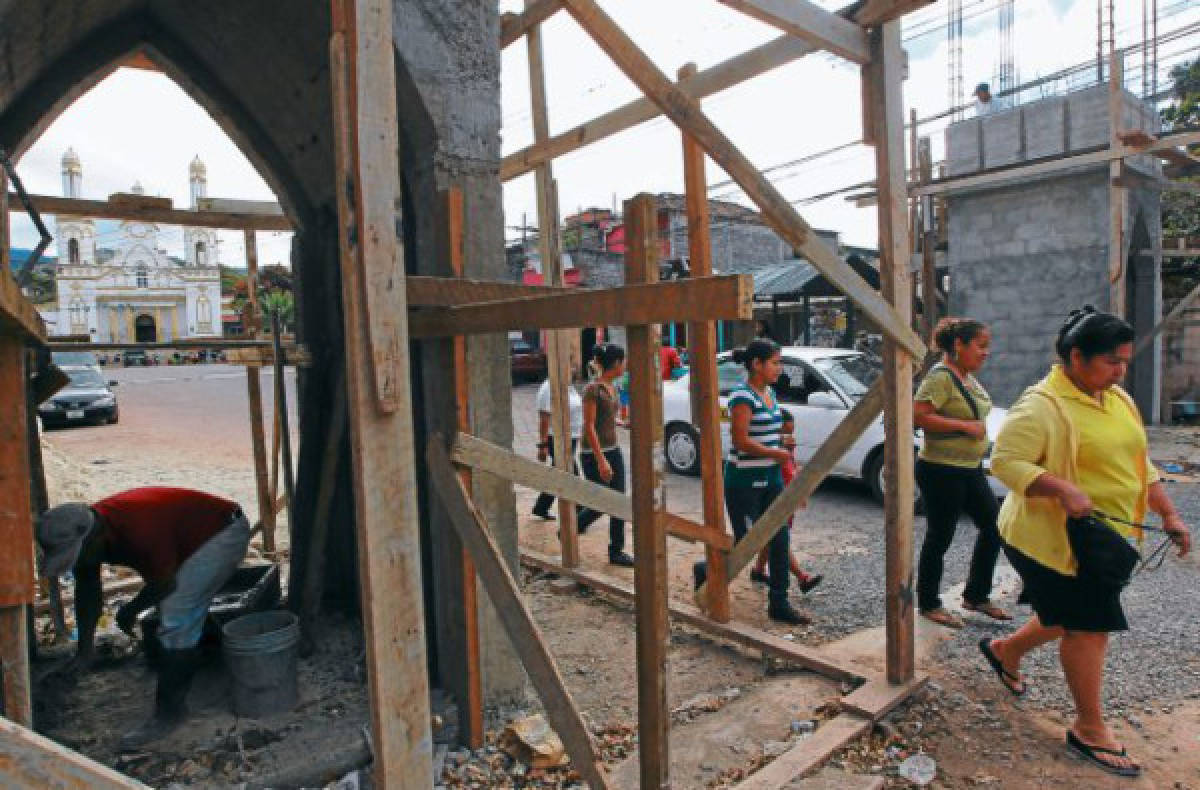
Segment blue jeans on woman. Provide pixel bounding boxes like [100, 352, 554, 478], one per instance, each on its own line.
[726, 479, 790, 608]
[578, 448, 626, 559]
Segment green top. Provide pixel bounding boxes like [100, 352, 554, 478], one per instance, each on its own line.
[915, 365, 992, 468]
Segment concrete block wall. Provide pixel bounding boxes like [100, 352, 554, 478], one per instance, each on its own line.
[945, 84, 1160, 179]
[945, 87, 1163, 414]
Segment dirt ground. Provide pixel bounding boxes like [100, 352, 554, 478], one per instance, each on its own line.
[30, 369, 1200, 788]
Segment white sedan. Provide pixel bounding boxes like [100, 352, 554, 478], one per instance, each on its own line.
[662, 347, 1008, 503]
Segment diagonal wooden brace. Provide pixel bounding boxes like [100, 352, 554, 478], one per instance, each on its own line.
[427, 437, 612, 790]
[559, 0, 927, 360]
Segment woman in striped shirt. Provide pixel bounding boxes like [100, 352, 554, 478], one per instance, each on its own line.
[725, 339, 808, 625]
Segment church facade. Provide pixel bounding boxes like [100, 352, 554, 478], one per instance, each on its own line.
[53, 148, 222, 342]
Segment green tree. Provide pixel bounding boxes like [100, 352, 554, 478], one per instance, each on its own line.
[260, 289, 295, 333]
[1161, 58, 1200, 137]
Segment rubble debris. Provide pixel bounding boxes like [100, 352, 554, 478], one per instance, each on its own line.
[499, 715, 567, 769]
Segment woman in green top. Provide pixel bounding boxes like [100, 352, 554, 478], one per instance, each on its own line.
[913, 317, 1010, 628]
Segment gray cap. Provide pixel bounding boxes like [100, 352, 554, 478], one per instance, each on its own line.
[35, 503, 96, 578]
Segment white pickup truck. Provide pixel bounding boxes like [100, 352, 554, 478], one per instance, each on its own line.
[661, 347, 1008, 503]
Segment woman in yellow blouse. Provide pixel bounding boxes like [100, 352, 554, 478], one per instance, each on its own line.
[983, 307, 1191, 778]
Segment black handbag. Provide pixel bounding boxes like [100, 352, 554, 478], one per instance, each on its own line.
[1066, 515, 1140, 588]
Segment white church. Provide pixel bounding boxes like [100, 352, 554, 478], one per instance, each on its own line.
[53, 148, 223, 342]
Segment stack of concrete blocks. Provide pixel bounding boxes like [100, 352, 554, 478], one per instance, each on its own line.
[945, 85, 1163, 418]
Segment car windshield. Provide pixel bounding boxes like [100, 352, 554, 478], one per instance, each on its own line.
[53, 351, 98, 367]
[67, 369, 106, 389]
[812, 354, 879, 398]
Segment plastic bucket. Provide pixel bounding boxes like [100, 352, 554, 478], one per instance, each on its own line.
[222, 610, 300, 717]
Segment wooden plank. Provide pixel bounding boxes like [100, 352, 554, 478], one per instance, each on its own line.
[560, 0, 927, 361]
[662, 512, 733, 551]
[7, 192, 291, 232]
[500, 0, 563, 48]
[1134, 280, 1200, 356]
[443, 187, 484, 750]
[911, 130, 1200, 197]
[408, 275, 754, 338]
[917, 138, 938, 342]
[330, 1, 433, 784]
[0, 332, 32, 727]
[501, 0, 905, 183]
[407, 276, 570, 307]
[224, 345, 312, 367]
[46, 339, 270, 351]
[1108, 52, 1126, 307]
[0, 607, 30, 726]
[426, 439, 612, 789]
[840, 674, 927, 721]
[0, 717, 149, 788]
[624, 194, 671, 790]
[526, 11, 581, 568]
[521, 549, 864, 683]
[679, 66, 731, 622]
[243, 230, 276, 555]
[866, 22, 916, 685]
[732, 715, 873, 789]
[717, 0, 870, 65]
[453, 433, 730, 549]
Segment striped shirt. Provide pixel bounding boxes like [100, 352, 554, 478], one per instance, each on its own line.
[724, 384, 783, 487]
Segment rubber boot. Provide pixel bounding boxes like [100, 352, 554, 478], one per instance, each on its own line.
[119, 647, 200, 751]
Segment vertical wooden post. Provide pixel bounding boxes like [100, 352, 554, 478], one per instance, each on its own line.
[866, 22, 916, 685]
[624, 194, 670, 789]
[243, 230, 275, 554]
[330, 0, 434, 784]
[1108, 51, 1126, 315]
[918, 138, 938, 342]
[679, 63, 730, 623]
[0, 171, 32, 726]
[0, 337, 33, 727]
[444, 187, 484, 749]
[526, 3, 580, 566]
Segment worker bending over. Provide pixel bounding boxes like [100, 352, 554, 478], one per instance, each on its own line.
[36, 486, 250, 749]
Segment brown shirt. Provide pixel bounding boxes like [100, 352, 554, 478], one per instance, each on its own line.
[582, 380, 619, 452]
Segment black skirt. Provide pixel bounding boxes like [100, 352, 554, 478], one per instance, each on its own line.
[1003, 543, 1128, 633]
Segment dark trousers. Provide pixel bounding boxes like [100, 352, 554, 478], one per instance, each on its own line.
[533, 439, 581, 516]
[915, 459, 1002, 611]
[578, 448, 626, 557]
[726, 479, 790, 607]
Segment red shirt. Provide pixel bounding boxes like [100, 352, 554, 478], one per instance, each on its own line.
[94, 487, 239, 583]
[660, 346, 682, 381]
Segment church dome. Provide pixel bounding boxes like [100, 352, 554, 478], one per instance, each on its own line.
[189, 156, 207, 179]
[62, 147, 81, 169]
[131, 180, 145, 195]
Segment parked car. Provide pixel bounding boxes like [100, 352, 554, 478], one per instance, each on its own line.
[661, 347, 1009, 503]
[510, 338, 548, 382]
[51, 350, 101, 372]
[122, 349, 148, 366]
[38, 368, 119, 428]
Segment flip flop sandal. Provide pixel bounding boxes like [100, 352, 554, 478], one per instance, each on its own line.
[963, 600, 1014, 621]
[978, 638, 1026, 697]
[1066, 730, 1141, 777]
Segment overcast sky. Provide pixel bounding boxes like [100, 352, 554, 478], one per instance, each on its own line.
[9, 0, 1197, 265]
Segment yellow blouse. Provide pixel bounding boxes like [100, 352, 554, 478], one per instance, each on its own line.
[991, 366, 1158, 576]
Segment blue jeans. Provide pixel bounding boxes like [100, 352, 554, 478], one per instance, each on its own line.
[578, 448, 626, 557]
[726, 479, 790, 607]
[157, 515, 251, 649]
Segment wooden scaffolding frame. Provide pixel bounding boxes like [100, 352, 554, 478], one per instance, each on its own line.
[410, 1, 932, 787]
[0, 1, 934, 787]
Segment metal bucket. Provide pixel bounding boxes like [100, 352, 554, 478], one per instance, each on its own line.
[222, 610, 300, 717]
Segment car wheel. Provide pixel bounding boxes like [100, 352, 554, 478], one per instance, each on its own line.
[108, 409, 119, 425]
[865, 448, 924, 512]
[664, 423, 701, 476]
